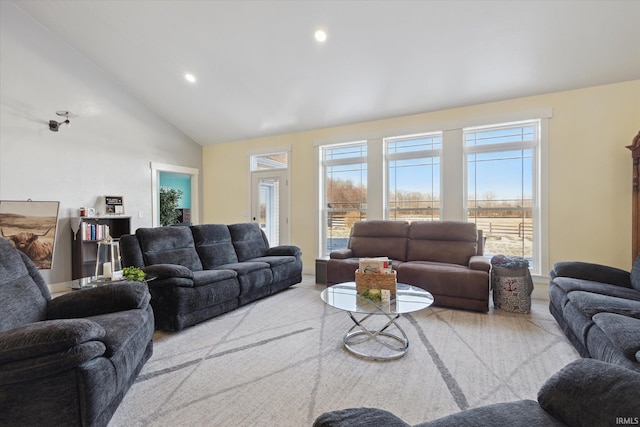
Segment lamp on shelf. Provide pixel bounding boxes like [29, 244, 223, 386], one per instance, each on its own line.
[94, 234, 123, 282]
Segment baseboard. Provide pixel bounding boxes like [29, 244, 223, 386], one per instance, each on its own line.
[48, 282, 69, 294]
[532, 283, 549, 301]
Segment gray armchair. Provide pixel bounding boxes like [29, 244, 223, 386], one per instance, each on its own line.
[0, 238, 154, 427]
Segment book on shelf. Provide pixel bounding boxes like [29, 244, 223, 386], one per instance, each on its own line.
[81, 222, 111, 241]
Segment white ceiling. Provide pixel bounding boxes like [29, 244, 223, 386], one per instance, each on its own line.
[13, 0, 640, 146]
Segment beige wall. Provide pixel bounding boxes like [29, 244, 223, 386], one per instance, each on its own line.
[203, 80, 640, 275]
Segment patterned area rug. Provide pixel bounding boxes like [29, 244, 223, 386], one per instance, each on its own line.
[109, 276, 579, 426]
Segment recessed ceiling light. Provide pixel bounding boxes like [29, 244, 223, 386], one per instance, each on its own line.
[184, 73, 196, 83]
[314, 30, 327, 43]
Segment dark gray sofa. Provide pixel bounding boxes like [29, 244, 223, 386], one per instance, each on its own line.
[313, 358, 640, 427]
[327, 220, 491, 312]
[0, 237, 154, 427]
[120, 222, 302, 331]
[549, 255, 640, 372]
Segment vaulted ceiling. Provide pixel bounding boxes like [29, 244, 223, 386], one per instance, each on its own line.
[13, 0, 640, 146]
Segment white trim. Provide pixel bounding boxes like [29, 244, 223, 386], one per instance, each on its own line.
[313, 108, 554, 147]
[247, 148, 292, 243]
[246, 145, 292, 156]
[150, 162, 200, 226]
[539, 118, 551, 276]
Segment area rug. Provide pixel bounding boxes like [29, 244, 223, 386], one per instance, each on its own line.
[109, 277, 579, 426]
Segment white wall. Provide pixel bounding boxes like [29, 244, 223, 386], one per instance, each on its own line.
[0, 3, 203, 284]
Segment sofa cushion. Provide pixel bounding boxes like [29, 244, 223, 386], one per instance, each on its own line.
[313, 407, 410, 427]
[228, 223, 270, 261]
[88, 309, 150, 358]
[192, 269, 237, 287]
[397, 261, 490, 301]
[407, 222, 478, 265]
[216, 261, 273, 305]
[591, 313, 640, 363]
[420, 400, 563, 427]
[136, 227, 203, 271]
[538, 358, 640, 426]
[567, 291, 640, 319]
[348, 221, 409, 261]
[0, 240, 50, 331]
[191, 224, 239, 268]
[550, 277, 640, 309]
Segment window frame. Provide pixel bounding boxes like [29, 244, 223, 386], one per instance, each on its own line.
[463, 119, 542, 274]
[315, 110, 550, 279]
[319, 141, 368, 257]
[384, 132, 443, 222]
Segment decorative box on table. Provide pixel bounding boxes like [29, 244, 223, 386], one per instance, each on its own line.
[355, 269, 397, 294]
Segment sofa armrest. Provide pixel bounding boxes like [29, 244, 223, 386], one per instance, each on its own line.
[0, 319, 107, 386]
[0, 319, 105, 364]
[265, 245, 301, 257]
[330, 249, 354, 260]
[313, 407, 410, 427]
[538, 358, 640, 426]
[469, 255, 491, 272]
[47, 282, 151, 319]
[551, 261, 631, 288]
[143, 263, 194, 280]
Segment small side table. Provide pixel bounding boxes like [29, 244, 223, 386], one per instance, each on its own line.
[315, 257, 329, 285]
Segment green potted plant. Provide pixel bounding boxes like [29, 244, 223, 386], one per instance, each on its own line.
[159, 187, 183, 226]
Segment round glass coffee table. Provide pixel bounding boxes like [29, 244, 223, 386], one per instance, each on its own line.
[321, 282, 434, 360]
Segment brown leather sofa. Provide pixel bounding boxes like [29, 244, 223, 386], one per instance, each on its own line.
[327, 220, 491, 311]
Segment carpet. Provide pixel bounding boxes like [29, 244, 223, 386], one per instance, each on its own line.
[109, 276, 579, 426]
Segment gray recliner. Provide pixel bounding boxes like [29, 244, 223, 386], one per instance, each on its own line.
[313, 358, 640, 427]
[0, 238, 154, 427]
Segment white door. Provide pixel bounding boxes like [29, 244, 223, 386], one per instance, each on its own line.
[251, 170, 289, 245]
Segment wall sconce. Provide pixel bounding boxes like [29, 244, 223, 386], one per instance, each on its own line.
[49, 110, 73, 132]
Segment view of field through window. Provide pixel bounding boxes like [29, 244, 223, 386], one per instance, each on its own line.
[321, 121, 538, 269]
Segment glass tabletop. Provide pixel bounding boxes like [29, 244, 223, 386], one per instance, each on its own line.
[321, 282, 434, 315]
[65, 275, 156, 289]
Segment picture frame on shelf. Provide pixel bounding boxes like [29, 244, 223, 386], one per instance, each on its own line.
[105, 196, 124, 215]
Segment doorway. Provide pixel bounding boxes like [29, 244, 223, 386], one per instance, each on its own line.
[251, 170, 289, 246]
[151, 162, 199, 227]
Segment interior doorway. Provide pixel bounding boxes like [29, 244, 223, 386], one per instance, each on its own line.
[159, 171, 192, 225]
[151, 162, 199, 227]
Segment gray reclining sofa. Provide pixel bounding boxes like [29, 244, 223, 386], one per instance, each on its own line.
[313, 358, 640, 427]
[120, 222, 302, 331]
[549, 255, 640, 372]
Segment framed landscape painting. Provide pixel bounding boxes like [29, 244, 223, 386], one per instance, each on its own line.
[0, 200, 60, 269]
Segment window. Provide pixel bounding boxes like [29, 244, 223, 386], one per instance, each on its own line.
[386, 133, 442, 221]
[316, 113, 548, 276]
[320, 142, 367, 256]
[251, 152, 288, 171]
[465, 120, 539, 270]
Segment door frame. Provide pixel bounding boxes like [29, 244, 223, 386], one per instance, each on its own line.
[151, 162, 200, 227]
[251, 169, 290, 245]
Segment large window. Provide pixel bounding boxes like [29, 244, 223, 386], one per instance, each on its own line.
[465, 120, 539, 268]
[317, 115, 547, 275]
[386, 133, 442, 221]
[320, 142, 367, 255]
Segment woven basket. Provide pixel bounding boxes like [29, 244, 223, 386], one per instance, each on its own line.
[355, 269, 397, 294]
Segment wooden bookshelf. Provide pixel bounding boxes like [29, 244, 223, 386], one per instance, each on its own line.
[71, 216, 131, 279]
